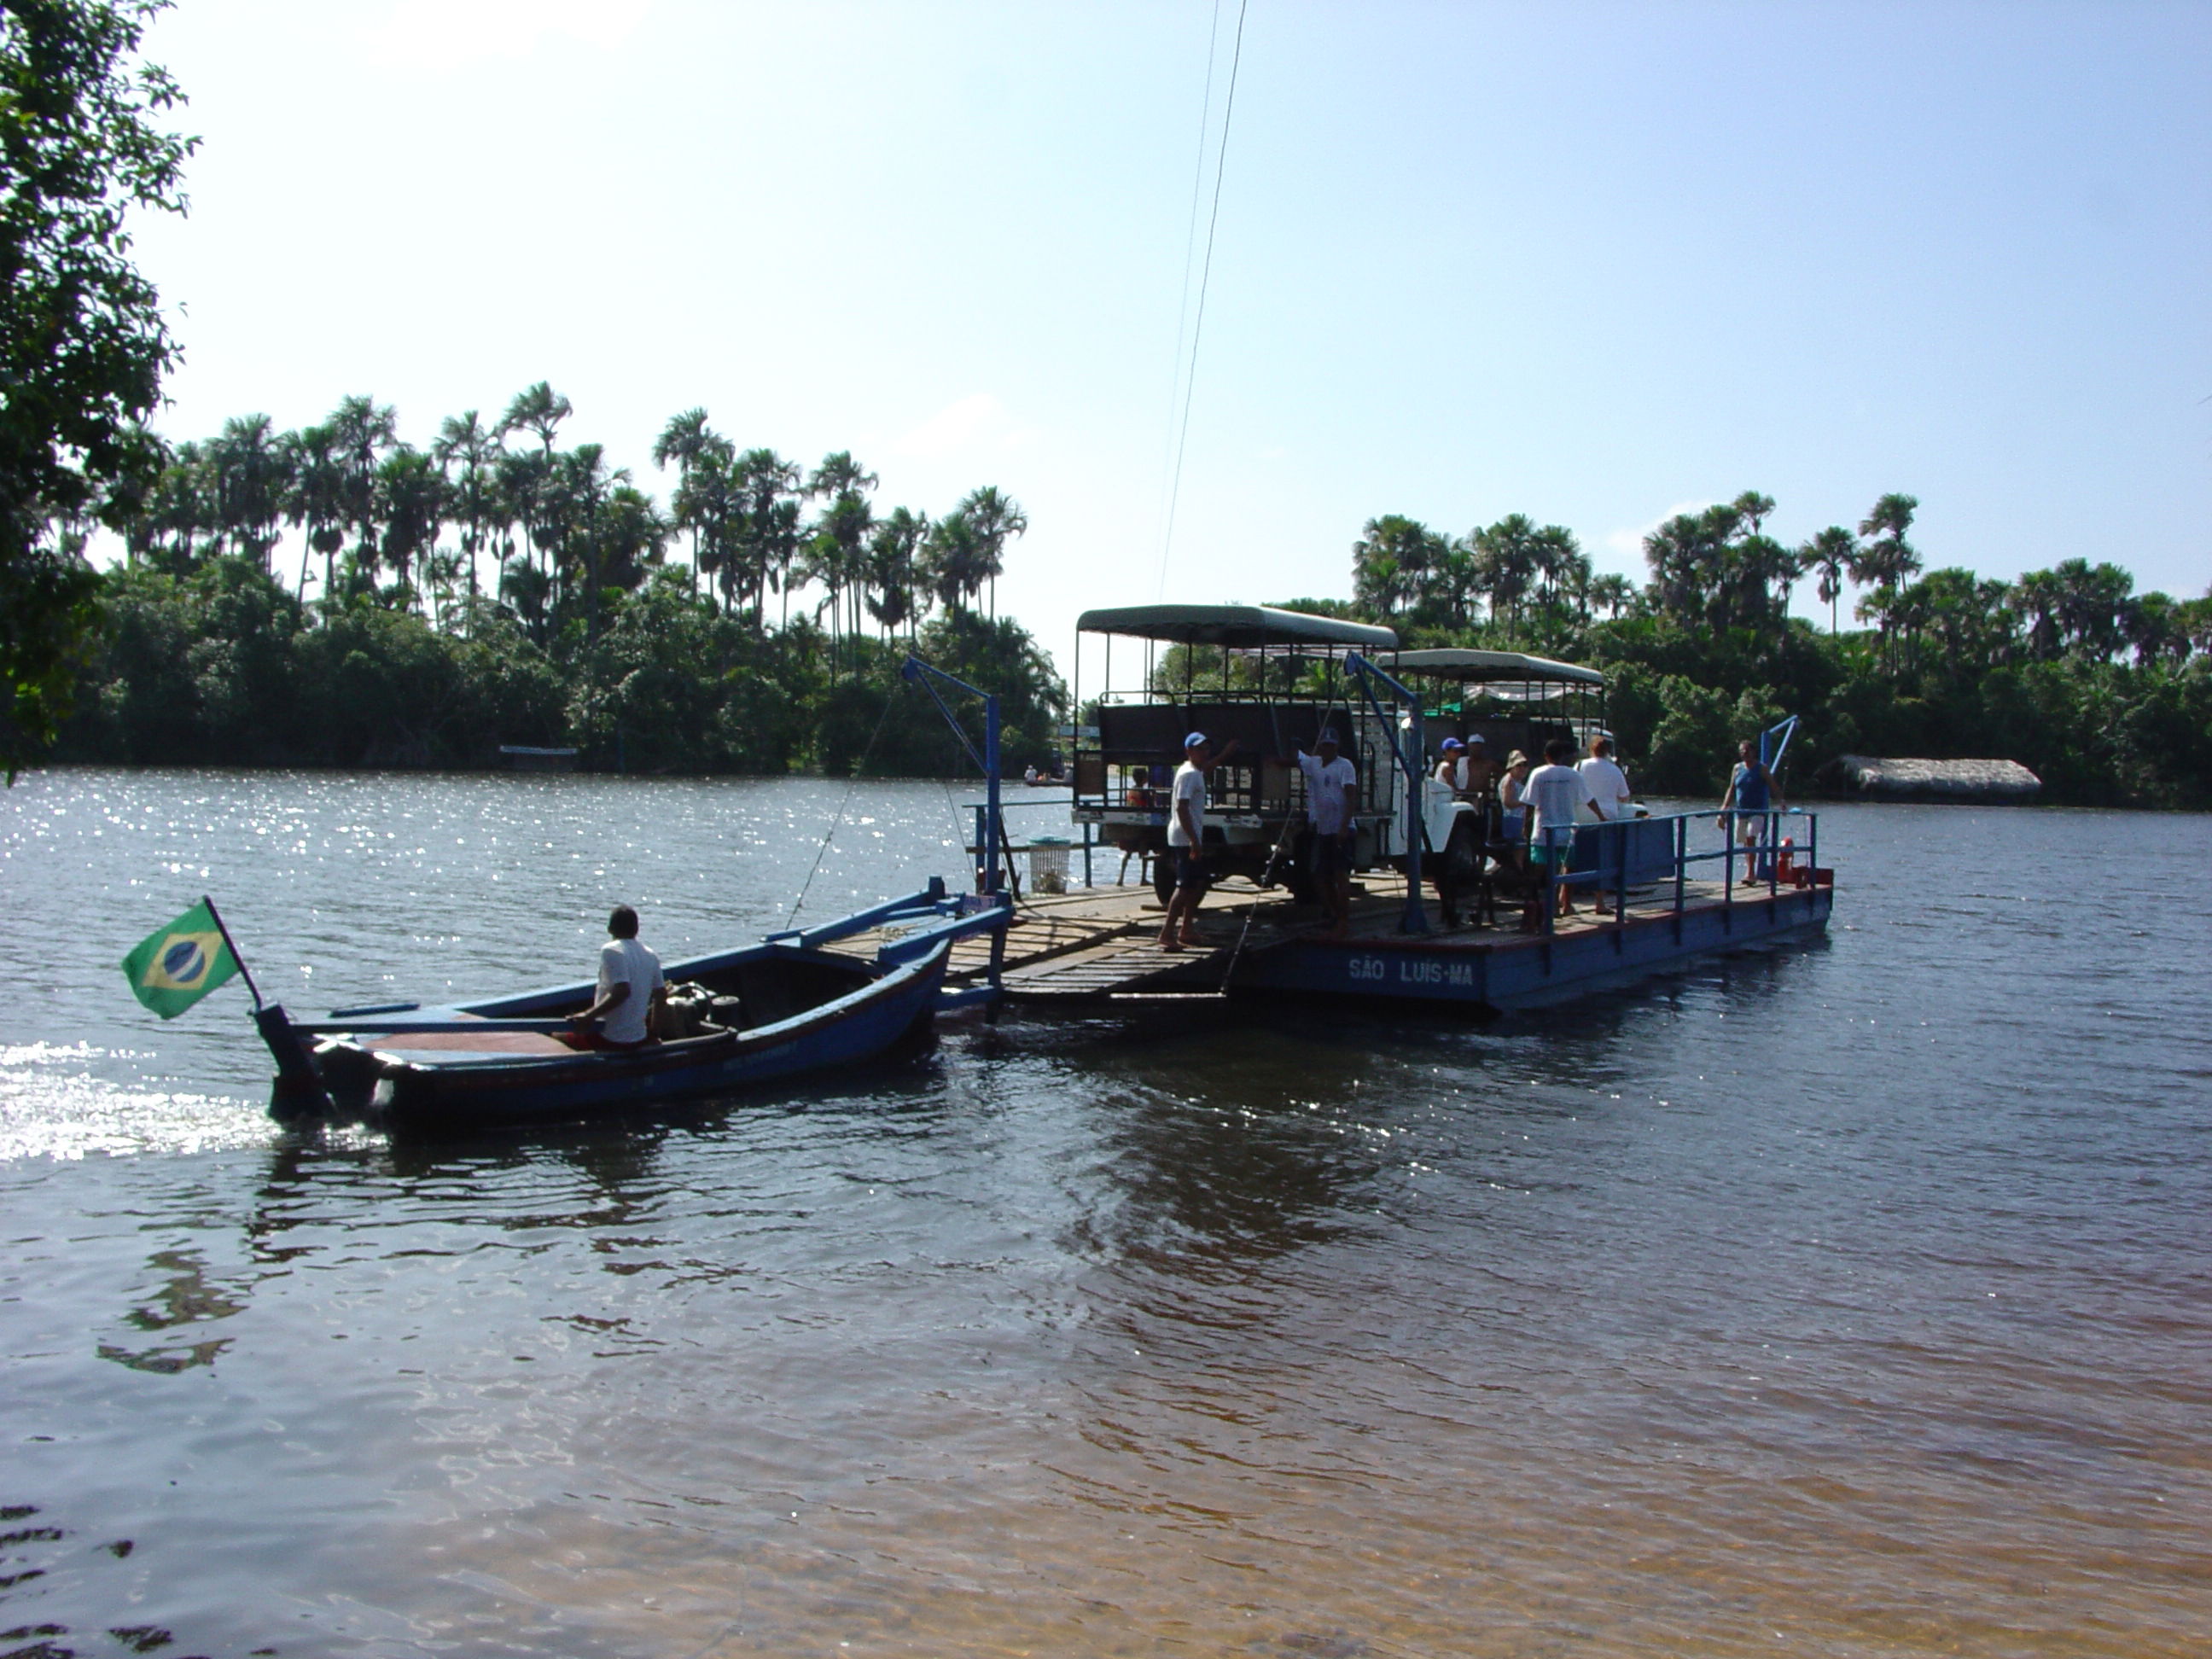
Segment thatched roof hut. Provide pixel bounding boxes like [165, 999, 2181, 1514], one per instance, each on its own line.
[1814, 754, 2041, 803]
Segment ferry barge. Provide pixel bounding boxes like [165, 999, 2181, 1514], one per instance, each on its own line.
[828, 606, 1831, 1014]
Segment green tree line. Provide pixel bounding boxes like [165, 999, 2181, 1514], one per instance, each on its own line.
[48, 388, 1067, 777]
[1321, 492, 2212, 807]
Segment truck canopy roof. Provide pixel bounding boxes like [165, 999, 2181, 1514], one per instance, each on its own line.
[1377, 647, 1606, 687]
[1077, 603, 1397, 650]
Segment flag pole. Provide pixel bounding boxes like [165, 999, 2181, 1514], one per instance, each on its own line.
[201, 894, 264, 1010]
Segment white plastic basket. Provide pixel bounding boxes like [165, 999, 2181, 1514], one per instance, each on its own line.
[1027, 839, 1070, 894]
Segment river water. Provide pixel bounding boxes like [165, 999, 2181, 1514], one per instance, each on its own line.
[2, 769, 2208, 1657]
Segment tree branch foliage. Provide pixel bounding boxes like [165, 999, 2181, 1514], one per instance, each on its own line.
[1, 0, 195, 777]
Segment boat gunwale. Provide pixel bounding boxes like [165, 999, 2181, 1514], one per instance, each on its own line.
[323, 944, 951, 1083]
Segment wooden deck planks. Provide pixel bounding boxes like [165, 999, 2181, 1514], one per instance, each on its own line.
[827, 873, 1787, 1004]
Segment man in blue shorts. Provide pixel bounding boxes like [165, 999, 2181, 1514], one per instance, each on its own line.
[1522, 737, 1596, 920]
[1720, 738, 1786, 882]
[1159, 731, 1239, 950]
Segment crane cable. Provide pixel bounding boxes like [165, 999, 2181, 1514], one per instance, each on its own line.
[1155, 0, 1251, 599]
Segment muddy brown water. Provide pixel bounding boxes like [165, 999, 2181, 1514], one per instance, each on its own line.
[3, 770, 2208, 1656]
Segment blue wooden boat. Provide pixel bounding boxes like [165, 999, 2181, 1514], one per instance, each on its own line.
[256, 882, 1008, 1129]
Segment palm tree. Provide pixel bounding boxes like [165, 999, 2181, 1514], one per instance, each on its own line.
[374, 445, 445, 600]
[596, 484, 669, 596]
[1731, 532, 1796, 626]
[867, 506, 929, 641]
[957, 485, 1027, 620]
[1800, 526, 1857, 632]
[280, 423, 347, 601]
[733, 449, 803, 626]
[1530, 523, 1586, 620]
[421, 548, 466, 630]
[134, 438, 212, 574]
[1732, 491, 1776, 538]
[1640, 506, 1737, 632]
[494, 447, 552, 585]
[208, 414, 288, 571]
[1351, 515, 1441, 620]
[1856, 493, 1922, 590]
[499, 381, 573, 457]
[1474, 514, 1540, 641]
[653, 408, 731, 597]
[1589, 573, 1634, 620]
[2008, 568, 2064, 661]
[806, 451, 880, 654]
[543, 444, 629, 637]
[678, 455, 740, 615]
[327, 395, 398, 579]
[2049, 557, 2133, 661]
[434, 410, 503, 620]
[923, 509, 986, 614]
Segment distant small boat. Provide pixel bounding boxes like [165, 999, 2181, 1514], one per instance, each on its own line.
[257, 883, 1006, 1129]
[498, 745, 579, 772]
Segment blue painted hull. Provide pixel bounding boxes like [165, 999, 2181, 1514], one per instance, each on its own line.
[1234, 885, 1832, 1010]
[311, 944, 949, 1130]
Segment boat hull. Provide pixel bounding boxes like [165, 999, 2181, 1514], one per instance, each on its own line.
[311, 945, 949, 1130]
[1232, 884, 1832, 1010]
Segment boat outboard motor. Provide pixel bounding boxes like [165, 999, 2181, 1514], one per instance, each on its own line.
[257, 1004, 333, 1118]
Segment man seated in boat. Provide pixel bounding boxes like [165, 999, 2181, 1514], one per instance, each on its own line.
[566, 905, 667, 1050]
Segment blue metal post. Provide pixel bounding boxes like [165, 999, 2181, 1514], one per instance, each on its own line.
[1402, 701, 1425, 934]
[903, 655, 1008, 899]
[983, 692, 1001, 895]
[1344, 652, 1429, 935]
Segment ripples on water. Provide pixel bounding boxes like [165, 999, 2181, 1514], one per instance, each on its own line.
[2, 770, 2208, 1656]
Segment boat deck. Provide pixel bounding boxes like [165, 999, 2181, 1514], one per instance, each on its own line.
[821, 870, 1796, 1006]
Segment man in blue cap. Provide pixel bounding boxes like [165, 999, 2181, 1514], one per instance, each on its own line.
[1159, 729, 1239, 950]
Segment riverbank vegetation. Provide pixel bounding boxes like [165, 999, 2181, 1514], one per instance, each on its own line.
[48, 389, 1068, 777]
[1310, 493, 2212, 807]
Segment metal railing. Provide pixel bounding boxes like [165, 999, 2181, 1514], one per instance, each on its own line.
[1530, 808, 1824, 937]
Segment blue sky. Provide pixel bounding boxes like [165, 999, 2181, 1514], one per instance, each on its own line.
[130, 0, 2212, 661]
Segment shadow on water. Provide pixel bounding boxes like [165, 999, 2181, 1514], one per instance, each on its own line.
[0, 1503, 179, 1659]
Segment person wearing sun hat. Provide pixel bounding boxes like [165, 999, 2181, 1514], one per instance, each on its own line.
[1497, 748, 1533, 854]
[1159, 730, 1240, 950]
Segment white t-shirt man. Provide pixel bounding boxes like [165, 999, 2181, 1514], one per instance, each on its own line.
[1577, 754, 1632, 820]
[597, 937, 666, 1045]
[1167, 760, 1208, 848]
[1297, 750, 1357, 837]
[1523, 761, 1596, 845]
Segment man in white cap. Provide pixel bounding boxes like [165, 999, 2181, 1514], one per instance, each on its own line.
[1294, 727, 1358, 940]
[1160, 730, 1240, 950]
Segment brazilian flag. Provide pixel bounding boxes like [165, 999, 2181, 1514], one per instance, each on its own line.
[122, 900, 242, 1019]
